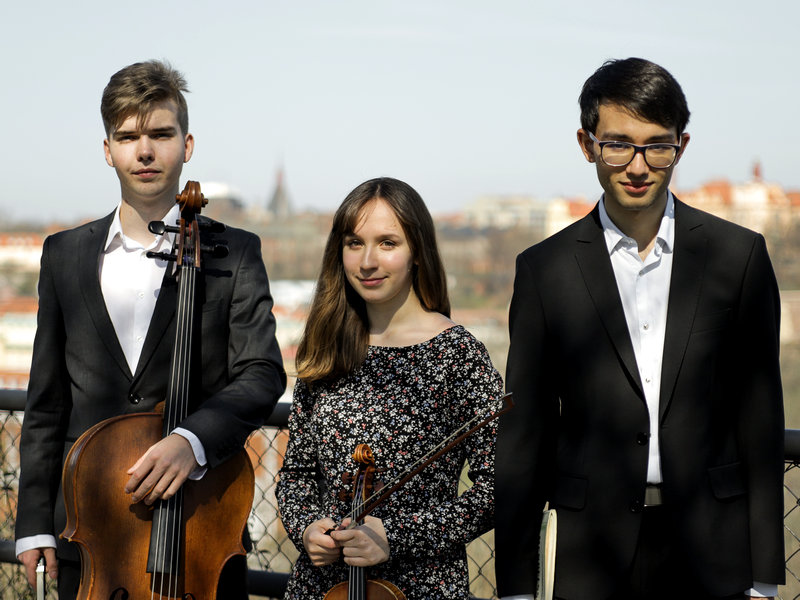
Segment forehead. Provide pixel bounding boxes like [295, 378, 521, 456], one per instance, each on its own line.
[111, 100, 181, 135]
[352, 198, 403, 235]
[595, 102, 678, 141]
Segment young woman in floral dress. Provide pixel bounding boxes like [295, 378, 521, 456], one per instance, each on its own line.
[276, 177, 503, 599]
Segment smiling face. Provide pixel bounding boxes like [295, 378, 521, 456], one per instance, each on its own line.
[342, 197, 416, 312]
[103, 100, 194, 212]
[578, 102, 689, 223]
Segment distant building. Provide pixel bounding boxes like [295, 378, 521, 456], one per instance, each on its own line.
[677, 163, 798, 235]
[0, 297, 37, 389]
[462, 194, 592, 237]
[0, 233, 44, 270]
[267, 168, 293, 220]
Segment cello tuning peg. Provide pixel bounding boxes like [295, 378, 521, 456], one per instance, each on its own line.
[199, 221, 226, 233]
[201, 244, 229, 259]
[146, 251, 176, 262]
[148, 221, 180, 235]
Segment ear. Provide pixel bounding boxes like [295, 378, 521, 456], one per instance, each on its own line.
[103, 139, 114, 167]
[183, 133, 195, 163]
[674, 132, 690, 164]
[577, 129, 596, 163]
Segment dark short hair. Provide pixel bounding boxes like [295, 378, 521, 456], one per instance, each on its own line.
[101, 60, 189, 136]
[579, 57, 690, 135]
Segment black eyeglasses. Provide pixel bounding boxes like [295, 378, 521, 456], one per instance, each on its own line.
[587, 131, 681, 169]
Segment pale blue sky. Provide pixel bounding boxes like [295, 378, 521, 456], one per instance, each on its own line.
[2, 1, 797, 223]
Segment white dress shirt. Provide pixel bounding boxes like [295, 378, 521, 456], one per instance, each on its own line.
[599, 194, 673, 484]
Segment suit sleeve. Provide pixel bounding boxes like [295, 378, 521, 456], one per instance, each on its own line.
[178, 231, 286, 467]
[495, 252, 559, 596]
[733, 234, 785, 584]
[15, 236, 72, 540]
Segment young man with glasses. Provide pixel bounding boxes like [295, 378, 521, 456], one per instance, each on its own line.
[496, 57, 784, 600]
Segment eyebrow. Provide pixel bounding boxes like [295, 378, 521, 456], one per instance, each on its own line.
[598, 131, 678, 144]
[112, 125, 178, 139]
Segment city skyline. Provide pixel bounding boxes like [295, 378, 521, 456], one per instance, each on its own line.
[2, 1, 798, 223]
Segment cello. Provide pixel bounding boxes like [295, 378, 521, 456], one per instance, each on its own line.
[61, 181, 254, 599]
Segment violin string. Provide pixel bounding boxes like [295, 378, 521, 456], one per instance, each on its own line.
[344, 399, 503, 524]
[350, 471, 363, 600]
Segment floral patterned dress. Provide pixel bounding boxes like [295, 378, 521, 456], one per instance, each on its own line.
[276, 325, 503, 600]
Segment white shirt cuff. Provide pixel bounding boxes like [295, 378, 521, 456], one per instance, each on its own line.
[748, 582, 778, 597]
[16, 534, 56, 558]
[172, 427, 208, 480]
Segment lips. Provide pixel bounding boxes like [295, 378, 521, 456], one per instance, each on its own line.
[621, 181, 651, 194]
[133, 169, 160, 179]
[359, 277, 385, 288]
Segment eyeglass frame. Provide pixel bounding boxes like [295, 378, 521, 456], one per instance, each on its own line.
[586, 131, 682, 169]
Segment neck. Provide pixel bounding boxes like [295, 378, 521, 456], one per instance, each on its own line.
[119, 196, 175, 245]
[366, 286, 425, 343]
[605, 194, 667, 258]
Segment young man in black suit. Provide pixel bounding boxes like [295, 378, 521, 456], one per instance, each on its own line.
[15, 60, 286, 599]
[496, 58, 784, 600]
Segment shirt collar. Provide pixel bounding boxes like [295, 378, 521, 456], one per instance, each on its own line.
[598, 191, 675, 256]
[103, 202, 181, 253]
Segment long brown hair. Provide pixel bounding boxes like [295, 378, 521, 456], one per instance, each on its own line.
[296, 177, 450, 383]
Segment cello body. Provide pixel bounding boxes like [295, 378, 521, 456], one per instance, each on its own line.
[62, 412, 254, 600]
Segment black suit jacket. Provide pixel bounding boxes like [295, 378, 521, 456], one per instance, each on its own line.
[15, 211, 286, 560]
[496, 199, 784, 599]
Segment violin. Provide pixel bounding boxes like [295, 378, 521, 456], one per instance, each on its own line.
[323, 393, 513, 599]
[323, 445, 406, 600]
[61, 181, 254, 599]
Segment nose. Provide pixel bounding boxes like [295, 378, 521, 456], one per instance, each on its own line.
[626, 149, 649, 177]
[136, 136, 155, 162]
[360, 245, 378, 270]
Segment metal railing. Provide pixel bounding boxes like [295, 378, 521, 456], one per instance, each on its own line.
[3, 387, 800, 599]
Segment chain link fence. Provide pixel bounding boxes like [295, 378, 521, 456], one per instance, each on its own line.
[2, 399, 798, 600]
[0, 401, 496, 599]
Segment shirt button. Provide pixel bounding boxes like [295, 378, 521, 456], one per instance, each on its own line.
[642, 323, 650, 331]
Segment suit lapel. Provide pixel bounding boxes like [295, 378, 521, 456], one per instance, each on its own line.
[574, 209, 644, 399]
[78, 212, 132, 380]
[659, 199, 706, 420]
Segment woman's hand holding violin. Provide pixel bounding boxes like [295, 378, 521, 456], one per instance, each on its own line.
[331, 516, 390, 567]
[303, 518, 342, 566]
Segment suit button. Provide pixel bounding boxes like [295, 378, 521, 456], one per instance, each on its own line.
[629, 499, 643, 513]
[636, 432, 650, 446]
[128, 393, 142, 405]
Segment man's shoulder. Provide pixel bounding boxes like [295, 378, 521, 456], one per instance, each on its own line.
[44, 212, 114, 249]
[674, 198, 763, 243]
[518, 209, 598, 261]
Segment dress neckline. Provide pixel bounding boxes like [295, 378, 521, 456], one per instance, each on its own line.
[368, 324, 463, 351]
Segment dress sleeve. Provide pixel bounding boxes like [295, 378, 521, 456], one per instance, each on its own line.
[275, 378, 327, 550]
[381, 331, 503, 559]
